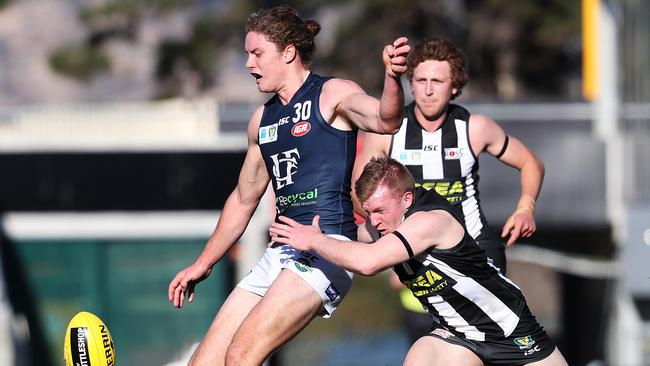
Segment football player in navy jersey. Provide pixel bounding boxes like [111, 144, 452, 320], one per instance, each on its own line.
[168, 5, 410, 366]
[270, 157, 567, 366]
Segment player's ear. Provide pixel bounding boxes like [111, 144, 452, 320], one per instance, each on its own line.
[283, 44, 297, 64]
[402, 191, 413, 210]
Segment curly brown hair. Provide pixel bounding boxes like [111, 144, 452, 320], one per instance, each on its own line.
[245, 6, 320, 65]
[406, 38, 469, 99]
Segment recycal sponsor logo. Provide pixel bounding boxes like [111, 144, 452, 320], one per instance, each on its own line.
[276, 188, 318, 208]
[291, 121, 311, 137]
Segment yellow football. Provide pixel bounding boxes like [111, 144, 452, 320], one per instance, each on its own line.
[63, 311, 116, 366]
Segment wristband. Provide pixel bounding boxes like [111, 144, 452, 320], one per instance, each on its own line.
[514, 195, 536, 215]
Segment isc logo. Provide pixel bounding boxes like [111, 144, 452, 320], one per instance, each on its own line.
[291, 122, 311, 137]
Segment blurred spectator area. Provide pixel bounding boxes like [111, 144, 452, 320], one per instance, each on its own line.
[0, 98, 239, 151]
[0, 99, 649, 365]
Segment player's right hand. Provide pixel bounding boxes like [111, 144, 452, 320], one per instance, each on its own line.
[383, 36, 410, 78]
[168, 262, 213, 308]
[501, 210, 536, 246]
[269, 215, 324, 251]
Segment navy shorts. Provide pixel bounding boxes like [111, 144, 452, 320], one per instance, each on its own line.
[427, 307, 555, 365]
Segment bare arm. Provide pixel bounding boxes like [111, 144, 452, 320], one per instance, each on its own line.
[168, 106, 270, 307]
[269, 210, 463, 276]
[196, 107, 270, 265]
[469, 114, 545, 245]
[357, 219, 380, 243]
[326, 37, 410, 134]
[351, 131, 391, 215]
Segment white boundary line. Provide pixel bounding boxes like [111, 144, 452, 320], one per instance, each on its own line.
[3, 212, 618, 279]
[508, 244, 618, 279]
[1, 211, 220, 240]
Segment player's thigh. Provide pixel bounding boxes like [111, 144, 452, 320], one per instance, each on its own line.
[525, 347, 568, 366]
[190, 287, 261, 364]
[207, 286, 262, 337]
[404, 336, 483, 366]
[232, 269, 323, 351]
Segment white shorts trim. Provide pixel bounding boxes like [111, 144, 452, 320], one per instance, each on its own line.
[236, 234, 354, 317]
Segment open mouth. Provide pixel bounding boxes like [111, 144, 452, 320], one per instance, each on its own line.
[251, 72, 262, 80]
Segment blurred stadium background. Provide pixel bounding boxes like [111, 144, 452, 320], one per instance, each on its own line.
[0, 0, 649, 365]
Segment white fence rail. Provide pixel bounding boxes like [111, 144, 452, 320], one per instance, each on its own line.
[0, 99, 222, 151]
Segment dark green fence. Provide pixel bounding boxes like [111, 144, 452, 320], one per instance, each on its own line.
[15, 238, 232, 366]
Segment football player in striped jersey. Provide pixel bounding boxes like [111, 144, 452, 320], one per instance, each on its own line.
[271, 156, 566, 366]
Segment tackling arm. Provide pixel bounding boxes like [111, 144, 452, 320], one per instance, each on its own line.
[269, 210, 463, 276]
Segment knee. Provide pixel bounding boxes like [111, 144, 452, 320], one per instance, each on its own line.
[187, 353, 199, 366]
[226, 340, 271, 366]
[187, 344, 207, 366]
[224, 343, 247, 366]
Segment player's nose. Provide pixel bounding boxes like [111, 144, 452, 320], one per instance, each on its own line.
[245, 54, 255, 69]
[426, 82, 434, 95]
[369, 215, 381, 227]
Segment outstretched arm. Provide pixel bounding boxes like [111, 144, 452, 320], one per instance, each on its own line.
[269, 210, 463, 276]
[330, 37, 410, 134]
[377, 36, 411, 130]
[168, 106, 270, 308]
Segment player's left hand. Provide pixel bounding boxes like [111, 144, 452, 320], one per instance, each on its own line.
[269, 215, 324, 251]
[501, 211, 536, 246]
[383, 36, 410, 78]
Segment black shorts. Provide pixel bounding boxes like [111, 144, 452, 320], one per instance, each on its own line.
[477, 238, 507, 274]
[426, 307, 555, 365]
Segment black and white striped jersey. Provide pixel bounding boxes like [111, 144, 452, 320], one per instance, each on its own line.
[393, 188, 527, 342]
[389, 102, 497, 242]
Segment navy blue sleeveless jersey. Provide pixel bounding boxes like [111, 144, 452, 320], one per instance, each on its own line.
[258, 73, 358, 240]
